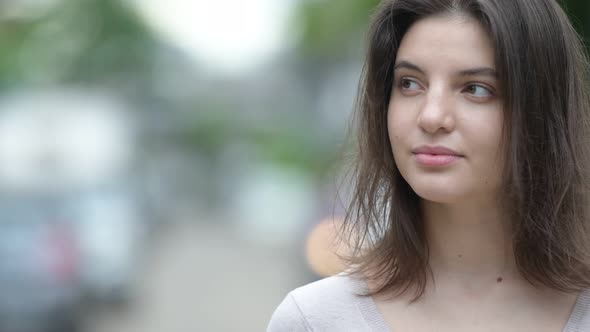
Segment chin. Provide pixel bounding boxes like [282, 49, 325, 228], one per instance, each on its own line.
[403, 176, 471, 204]
[411, 186, 467, 204]
[405, 176, 501, 205]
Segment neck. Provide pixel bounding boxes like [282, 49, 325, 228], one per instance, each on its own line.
[423, 198, 517, 285]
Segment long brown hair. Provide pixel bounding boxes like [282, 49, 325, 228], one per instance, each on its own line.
[342, 0, 590, 301]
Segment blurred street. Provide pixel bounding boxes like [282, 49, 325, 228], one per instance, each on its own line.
[82, 214, 311, 332]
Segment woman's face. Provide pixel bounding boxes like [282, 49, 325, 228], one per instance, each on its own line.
[388, 15, 504, 204]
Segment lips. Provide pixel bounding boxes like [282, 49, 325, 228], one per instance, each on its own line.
[412, 146, 463, 156]
[412, 145, 463, 166]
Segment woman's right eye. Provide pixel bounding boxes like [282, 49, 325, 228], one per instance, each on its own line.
[398, 78, 422, 92]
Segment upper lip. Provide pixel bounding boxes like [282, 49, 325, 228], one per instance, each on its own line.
[412, 145, 463, 156]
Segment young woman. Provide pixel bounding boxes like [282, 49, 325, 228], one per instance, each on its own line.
[268, 0, 590, 330]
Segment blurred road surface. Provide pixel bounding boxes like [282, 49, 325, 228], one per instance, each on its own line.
[83, 218, 312, 332]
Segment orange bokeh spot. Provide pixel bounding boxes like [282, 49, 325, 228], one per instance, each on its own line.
[305, 217, 348, 277]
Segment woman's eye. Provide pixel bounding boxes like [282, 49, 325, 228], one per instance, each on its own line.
[464, 84, 493, 98]
[399, 78, 421, 91]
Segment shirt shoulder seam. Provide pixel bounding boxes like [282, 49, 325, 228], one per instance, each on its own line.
[288, 292, 314, 332]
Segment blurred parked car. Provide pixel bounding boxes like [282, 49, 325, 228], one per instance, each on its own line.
[69, 185, 147, 306]
[0, 88, 146, 308]
[0, 197, 81, 332]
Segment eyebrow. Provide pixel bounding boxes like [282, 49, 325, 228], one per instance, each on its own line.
[393, 60, 497, 78]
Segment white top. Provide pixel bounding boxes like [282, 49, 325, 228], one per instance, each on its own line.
[267, 274, 590, 331]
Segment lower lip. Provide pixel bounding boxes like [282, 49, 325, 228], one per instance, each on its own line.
[414, 153, 462, 166]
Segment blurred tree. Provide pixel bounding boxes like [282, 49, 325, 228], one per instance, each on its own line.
[293, 0, 380, 59]
[0, 0, 157, 89]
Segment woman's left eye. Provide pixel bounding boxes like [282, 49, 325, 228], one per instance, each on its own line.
[464, 84, 493, 98]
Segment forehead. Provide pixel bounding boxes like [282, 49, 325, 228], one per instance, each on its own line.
[396, 15, 495, 70]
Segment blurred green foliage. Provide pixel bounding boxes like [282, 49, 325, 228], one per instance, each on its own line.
[0, 0, 156, 89]
[561, 0, 590, 47]
[293, 0, 380, 57]
[181, 108, 339, 178]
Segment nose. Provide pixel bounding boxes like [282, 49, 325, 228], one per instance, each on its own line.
[417, 87, 455, 134]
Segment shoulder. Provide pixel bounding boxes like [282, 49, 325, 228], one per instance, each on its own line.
[568, 288, 590, 330]
[290, 273, 362, 306]
[266, 274, 369, 332]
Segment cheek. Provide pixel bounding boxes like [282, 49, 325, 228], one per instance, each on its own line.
[480, 114, 504, 153]
[460, 104, 503, 143]
[387, 105, 414, 174]
[464, 114, 505, 174]
[387, 102, 413, 143]
[386, 104, 395, 136]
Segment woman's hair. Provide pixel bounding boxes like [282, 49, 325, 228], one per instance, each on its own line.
[342, 0, 590, 301]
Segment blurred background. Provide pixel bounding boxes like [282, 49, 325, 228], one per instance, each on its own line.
[0, 0, 588, 331]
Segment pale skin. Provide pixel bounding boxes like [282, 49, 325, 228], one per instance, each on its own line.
[371, 14, 581, 332]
